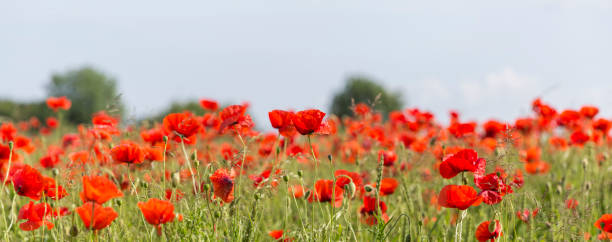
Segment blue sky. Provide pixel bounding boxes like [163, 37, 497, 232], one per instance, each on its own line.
[1, 0, 611, 127]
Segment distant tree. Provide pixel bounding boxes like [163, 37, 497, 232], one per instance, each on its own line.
[330, 76, 403, 118]
[0, 100, 52, 122]
[47, 67, 124, 123]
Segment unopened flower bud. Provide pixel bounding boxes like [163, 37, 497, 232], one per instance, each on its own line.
[114, 199, 122, 206]
[8, 141, 13, 150]
[282, 175, 289, 182]
[585, 182, 592, 191]
[214, 211, 221, 218]
[52, 168, 59, 177]
[304, 190, 311, 199]
[203, 183, 211, 192]
[69, 225, 78, 237]
[163, 136, 169, 143]
[191, 151, 197, 161]
[297, 170, 303, 178]
[344, 182, 356, 198]
[172, 172, 180, 188]
[364, 184, 375, 193]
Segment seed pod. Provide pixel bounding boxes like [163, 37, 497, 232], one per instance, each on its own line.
[69, 225, 78, 237]
[52, 168, 60, 177]
[190, 151, 197, 161]
[304, 190, 311, 199]
[172, 172, 180, 188]
[8, 141, 13, 150]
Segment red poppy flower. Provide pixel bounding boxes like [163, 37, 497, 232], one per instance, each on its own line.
[42, 176, 68, 200]
[269, 110, 296, 137]
[474, 173, 511, 205]
[163, 113, 200, 141]
[293, 109, 326, 135]
[76, 202, 118, 231]
[0, 122, 16, 142]
[111, 141, 145, 164]
[141, 128, 166, 144]
[378, 150, 397, 167]
[289, 185, 306, 199]
[209, 168, 235, 203]
[165, 189, 184, 201]
[580, 105, 599, 119]
[144, 146, 164, 162]
[448, 122, 476, 138]
[17, 201, 54, 231]
[595, 214, 612, 233]
[138, 198, 176, 236]
[438, 185, 481, 210]
[218, 105, 247, 132]
[566, 199, 578, 209]
[359, 195, 389, 225]
[80, 175, 123, 204]
[14, 136, 35, 153]
[11, 164, 44, 200]
[199, 98, 219, 111]
[570, 130, 589, 146]
[334, 169, 363, 190]
[46, 96, 71, 111]
[439, 149, 482, 179]
[0, 143, 21, 164]
[475, 220, 502, 242]
[516, 208, 538, 223]
[525, 161, 550, 175]
[46, 117, 59, 129]
[268, 230, 293, 241]
[308, 179, 343, 207]
[379, 178, 399, 196]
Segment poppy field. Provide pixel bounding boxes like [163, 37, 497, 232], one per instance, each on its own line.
[2, 96, 612, 241]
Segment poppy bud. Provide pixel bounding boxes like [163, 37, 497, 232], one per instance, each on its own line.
[405, 234, 412, 242]
[69, 225, 79, 237]
[140, 180, 148, 189]
[52, 168, 59, 177]
[282, 175, 289, 182]
[555, 185, 562, 195]
[163, 136, 169, 143]
[114, 199, 122, 206]
[8, 141, 13, 150]
[172, 172, 180, 188]
[344, 182, 356, 199]
[276, 147, 280, 156]
[304, 190, 311, 199]
[203, 183, 211, 192]
[582, 158, 588, 170]
[328, 154, 333, 163]
[585, 182, 592, 191]
[194, 160, 200, 169]
[214, 211, 221, 219]
[254, 193, 261, 201]
[364, 184, 374, 193]
[190, 151, 197, 161]
[297, 170, 303, 178]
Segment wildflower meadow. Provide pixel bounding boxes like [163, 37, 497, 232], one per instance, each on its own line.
[1, 96, 612, 241]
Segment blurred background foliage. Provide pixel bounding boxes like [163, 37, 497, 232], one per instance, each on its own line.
[0, 67, 402, 126]
[330, 76, 403, 119]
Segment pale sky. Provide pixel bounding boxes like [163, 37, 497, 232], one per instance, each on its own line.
[1, 0, 611, 127]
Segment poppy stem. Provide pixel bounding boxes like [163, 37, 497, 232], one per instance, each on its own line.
[179, 138, 198, 195]
[0, 141, 14, 231]
[162, 136, 168, 195]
